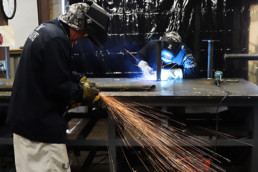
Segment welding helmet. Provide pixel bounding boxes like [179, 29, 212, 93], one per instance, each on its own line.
[161, 31, 182, 64]
[59, 1, 110, 48]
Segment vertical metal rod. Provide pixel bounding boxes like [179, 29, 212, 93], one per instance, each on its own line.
[207, 40, 214, 79]
[251, 106, 258, 172]
[4, 47, 9, 79]
[156, 40, 162, 81]
[108, 115, 117, 172]
[203, 40, 218, 79]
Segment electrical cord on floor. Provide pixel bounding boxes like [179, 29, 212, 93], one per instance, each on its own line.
[214, 85, 230, 152]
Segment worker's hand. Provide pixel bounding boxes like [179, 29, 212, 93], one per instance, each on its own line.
[82, 83, 100, 104]
[167, 68, 183, 79]
[138, 60, 153, 76]
[80, 76, 97, 88]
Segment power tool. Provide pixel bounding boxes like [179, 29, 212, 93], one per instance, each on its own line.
[214, 71, 223, 86]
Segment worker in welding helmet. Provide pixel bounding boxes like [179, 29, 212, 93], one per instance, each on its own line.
[6, 2, 109, 172]
[137, 31, 197, 79]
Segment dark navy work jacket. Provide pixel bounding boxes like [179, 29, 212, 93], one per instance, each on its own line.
[6, 19, 83, 143]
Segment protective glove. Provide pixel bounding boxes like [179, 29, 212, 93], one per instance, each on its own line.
[138, 60, 153, 76]
[69, 76, 99, 109]
[82, 82, 100, 104]
[80, 76, 97, 87]
[167, 68, 183, 79]
[80, 76, 100, 103]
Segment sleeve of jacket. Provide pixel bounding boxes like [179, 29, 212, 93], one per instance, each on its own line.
[41, 37, 83, 103]
[181, 46, 198, 78]
[136, 41, 156, 63]
[137, 46, 148, 62]
[71, 71, 85, 83]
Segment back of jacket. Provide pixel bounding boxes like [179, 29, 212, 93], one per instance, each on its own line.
[6, 19, 83, 143]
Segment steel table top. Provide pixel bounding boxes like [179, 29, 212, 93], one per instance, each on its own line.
[0, 78, 257, 105]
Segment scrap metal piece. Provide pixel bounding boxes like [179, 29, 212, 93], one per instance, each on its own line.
[224, 54, 258, 60]
[98, 84, 156, 92]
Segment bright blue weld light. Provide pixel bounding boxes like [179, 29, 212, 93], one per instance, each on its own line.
[161, 49, 173, 64]
[141, 69, 179, 81]
[161, 69, 172, 80]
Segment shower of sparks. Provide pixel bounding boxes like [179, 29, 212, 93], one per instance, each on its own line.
[99, 93, 230, 172]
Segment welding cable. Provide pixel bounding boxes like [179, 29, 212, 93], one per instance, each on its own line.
[213, 85, 230, 152]
[123, 48, 140, 64]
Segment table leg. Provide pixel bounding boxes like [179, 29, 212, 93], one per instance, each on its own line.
[251, 106, 258, 172]
[108, 115, 117, 172]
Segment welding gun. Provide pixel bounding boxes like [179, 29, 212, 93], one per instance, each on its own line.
[214, 71, 223, 86]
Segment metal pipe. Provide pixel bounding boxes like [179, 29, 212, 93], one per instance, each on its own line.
[202, 40, 218, 79]
[4, 47, 9, 79]
[156, 40, 162, 81]
[207, 41, 214, 79]
[98, 85, 156, 92]
[224, 54, 258, 60]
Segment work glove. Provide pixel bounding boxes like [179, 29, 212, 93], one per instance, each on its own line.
[81, 76, 100, 104]
[138, 60, 153, 76]
[167, 68, 183, 79]
[80, 76, 97, 87]
[82, 84, 100, 104]
[69, 77, 99, 109]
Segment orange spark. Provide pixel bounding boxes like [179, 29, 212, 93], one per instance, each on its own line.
[99, 93, 228, 172]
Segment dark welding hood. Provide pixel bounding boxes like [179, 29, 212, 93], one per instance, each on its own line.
[84, 1, 110, 48]
[162, 31, 182, 56]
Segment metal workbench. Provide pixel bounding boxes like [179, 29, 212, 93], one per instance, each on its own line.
[88, 78, 258, 172]
[0, 78, 258, 171]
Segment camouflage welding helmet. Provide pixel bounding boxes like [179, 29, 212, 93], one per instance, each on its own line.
[59, 3, 90, 31]
[59, 1, 110, 48]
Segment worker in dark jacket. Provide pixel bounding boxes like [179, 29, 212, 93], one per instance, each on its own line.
[6, 2, 109, 172]
[137, 31, 197, 79]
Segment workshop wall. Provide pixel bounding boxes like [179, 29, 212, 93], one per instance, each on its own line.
[249, 4, 258, 84]
[69, 0, 257, 79]
[50, 0, 62, 20]
[8, 0, 38, 49]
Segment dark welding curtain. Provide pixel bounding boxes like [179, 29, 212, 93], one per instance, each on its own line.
[70, 0, 253, 78]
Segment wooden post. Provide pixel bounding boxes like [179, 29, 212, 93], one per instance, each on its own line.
[37, 0, 50, 25]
